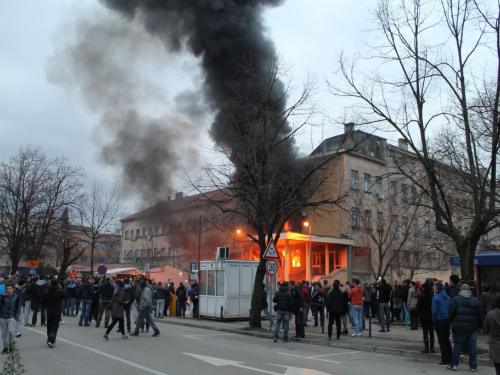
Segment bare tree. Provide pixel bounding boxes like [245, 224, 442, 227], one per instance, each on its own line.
[0, 146, 84, 273]
[330, 0, 500, 282]
[191, 57, 356, 327]
[78, 179, 122, 277]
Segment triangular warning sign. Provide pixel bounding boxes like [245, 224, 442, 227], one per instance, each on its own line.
[263, 238, 280, 259]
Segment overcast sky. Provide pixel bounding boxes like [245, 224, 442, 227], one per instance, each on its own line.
[0, 0, 374, 212]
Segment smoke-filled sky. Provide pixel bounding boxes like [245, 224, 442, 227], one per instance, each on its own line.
[0, 0, 372, 211]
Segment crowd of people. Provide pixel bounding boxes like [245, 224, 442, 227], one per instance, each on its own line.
[271, 275, 500, 372]
[0, 273, 200, 352]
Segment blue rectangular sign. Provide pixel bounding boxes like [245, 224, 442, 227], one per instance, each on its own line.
[190, 262, 197, 274]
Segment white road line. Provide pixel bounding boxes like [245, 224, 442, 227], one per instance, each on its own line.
[276, 352, 340, 364]
[26, 327, 168, 375]
[183, 333, 234, 339]
[308, 351, 359, 358]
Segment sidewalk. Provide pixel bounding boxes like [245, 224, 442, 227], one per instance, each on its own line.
[151, 314, 493, 368]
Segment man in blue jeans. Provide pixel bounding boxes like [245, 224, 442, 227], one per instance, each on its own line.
[78, 277, 95, 327]
[272, 281, 294, 342]
[348, 278, 364, 336]
[448, 284, 484, 371]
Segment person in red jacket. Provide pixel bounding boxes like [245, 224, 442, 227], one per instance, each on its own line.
[302, 284, 310, 327]
[348, 278, 364, 336]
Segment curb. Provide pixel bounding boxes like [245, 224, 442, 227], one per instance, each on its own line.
[153, 318, 493, 368]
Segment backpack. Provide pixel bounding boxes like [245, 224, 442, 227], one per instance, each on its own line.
[191, 287, 199, 301]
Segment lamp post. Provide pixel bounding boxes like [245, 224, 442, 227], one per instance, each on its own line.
[304, 221, 312, 283]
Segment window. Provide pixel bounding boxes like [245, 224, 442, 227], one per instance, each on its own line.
[399, 158, 406, 170]
[351, 170, 359, 190]
[433, 222, 437, 237]
[402, 217, 408, 232]
[391, 215, 398, 234]
[412, 219, 418, 233]
[413, 252, 420, 267]
[376, 177, 382, 194]
[377, 212, 384, 231]
[148, 227, 153, 235]
[135, 250, 139, 257]
[433, 253, 440, 268]
[168, 247, 173, 256]
[162, 225, 167, 234]
[160, 248, 166, 257]
[79, 241, 89, 248]
[424, 195, 431, 211]
[155, 226, 159, 235]
[401, 184, 408, 201]
[82, 256, 88, 263]
[124, 231, 129, 239]
[136, 229, 140, 237]
[154, 248, 159, 257]
[404, 251, 410, 267]
[148, 249, 153, 257]
[425, 221, 430, 237]
[411, 186, 417, 202]
[390, 181, 397, 196]
[364, 173, 371, 192]
[141, 249, 146, 257]
[365, 210, 372, 228]
[352, 208, 359, 227]
[96, 242, 106, 249]
[409, 162, 416, 173]
[143, 228, 147, 237]
[427, 253, 432, 268]
[389, 155, 396, 166]
[169, 224, 175, 233]
[177, 223, 182, 232]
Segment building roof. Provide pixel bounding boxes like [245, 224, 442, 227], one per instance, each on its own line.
[120, 189, 229, 222]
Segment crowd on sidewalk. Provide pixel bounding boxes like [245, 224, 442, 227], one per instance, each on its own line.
[271, 275, 500, 373]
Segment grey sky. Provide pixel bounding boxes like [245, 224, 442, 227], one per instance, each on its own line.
[0, 0, 372, 211]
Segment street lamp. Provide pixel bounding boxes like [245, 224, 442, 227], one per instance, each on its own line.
[304, 221, 312, 283]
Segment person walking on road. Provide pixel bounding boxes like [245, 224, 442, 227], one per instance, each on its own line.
[65, 278, 79, 317]
[0, 284, 21, 354]
[290, 281, 305, 339]
[326, 281, 346, 340]
[176, 282, 187, 318]
[31, 276, 48, 327]
[432, 282, 452, 366]
[155, 282, 168, 318]
[103, 281, 129, 340]
[302, 281, 311, 327]
[23, 276, 32, 327]
[272, 281, 294, 342]
[407, 281, 420, 330]
[41, 278, 69, 348]
[348, 278, 364, 337]
[130, 281, 160, 337]
[261, 284, 274, 326]
[417, 282, 435, 353]
[484, 296, 500, 374]
[123, 279, 134, 332]
[191, 282, 199, 319]
[447, 284, 484, 372]
[14, 279, 26, 338]
[97, 278, 114, 328]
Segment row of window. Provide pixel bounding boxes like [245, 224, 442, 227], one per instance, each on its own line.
[392, 251, 449, 270]
[123, 218, 215, 240]
[123, 247, 185, 258]
[77, 256, 119, 264]
[77, 241, 120, 250]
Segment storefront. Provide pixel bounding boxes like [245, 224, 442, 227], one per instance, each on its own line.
[450, 251, 500, 297]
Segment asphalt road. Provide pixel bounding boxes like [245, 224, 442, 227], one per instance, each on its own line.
[8, 317, 495, 375]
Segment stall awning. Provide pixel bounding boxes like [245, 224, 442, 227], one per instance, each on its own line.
[450, 252, 500, 266]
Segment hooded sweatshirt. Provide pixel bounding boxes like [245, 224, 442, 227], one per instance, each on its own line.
[432, 290, 451, 322]
[448, 289, 484, 333]
[41, 286, 69, 316]
[66, 279, 79, 298]
[140, 282, 153, 309]
[33, 280, 48, 300]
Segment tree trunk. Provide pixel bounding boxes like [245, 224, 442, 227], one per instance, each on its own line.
[250, 257, 267, 328]
[457, 236, 479, 285]
[58, 245, 71, 279]
[10, 256, 20, 275]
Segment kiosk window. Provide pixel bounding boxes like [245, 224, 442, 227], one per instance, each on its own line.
[199, 271, 207, 295]
[216, 271, 224, 296]
[207, 270, 216, 295]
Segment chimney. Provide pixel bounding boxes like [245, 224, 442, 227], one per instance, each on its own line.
[398, 138, 408, 151]
[167, 196, 171, 201]
[344, 122, 355, 135]
[175, 192, 183, 200]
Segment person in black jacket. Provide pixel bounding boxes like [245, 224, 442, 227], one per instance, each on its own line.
[448, 284, 484, 371]
[375, 279, 393, 332]
[272, 281, 294, 342]
[155, 282, 170, 318]
[97, 278, 114, 328]
[31, 276, 49, 327]
[89, 279, 100, 324]
[417, 282, 435, 353]
[41, 278, 69, 348]
[261, 283, 274, 326]
[78, 277, 96, 327]
[289, 281, 305, 339]
[326, 281, 346, 340]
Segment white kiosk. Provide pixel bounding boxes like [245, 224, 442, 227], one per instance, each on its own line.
[198, 259, 277, 320]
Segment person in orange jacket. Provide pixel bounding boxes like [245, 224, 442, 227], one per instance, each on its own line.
[348, 278, 364, 337]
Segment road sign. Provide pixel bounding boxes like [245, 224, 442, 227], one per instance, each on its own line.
[266, 259, 278, 276]
[97, 265, 107, 275]
[263, 239, 280, 259]
[29, 267, 37, 275]
[190, 262, 197, 274]
[27, 260, 39, 268]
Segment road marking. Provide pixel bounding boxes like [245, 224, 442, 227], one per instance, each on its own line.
[308, 351, 359, 358]
[276, 352, 340, 364]
[26, 327, 168, 375]
[183, 333, 234, 340]
[184, 352, 331, 375]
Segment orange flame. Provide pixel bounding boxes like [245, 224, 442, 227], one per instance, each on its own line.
[291, 249, 301, 267]
[284, 220, 292, 231]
